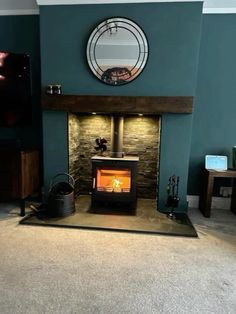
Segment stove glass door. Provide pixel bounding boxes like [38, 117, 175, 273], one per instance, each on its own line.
[96, 168, 131, 193]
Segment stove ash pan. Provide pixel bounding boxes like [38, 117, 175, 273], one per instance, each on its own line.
[91, 156, 139, 211]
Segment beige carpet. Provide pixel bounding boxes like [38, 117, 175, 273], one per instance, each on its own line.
[0, 203, 235, 314]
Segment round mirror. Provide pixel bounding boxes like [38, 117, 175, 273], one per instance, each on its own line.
[86, 17, 148, 86]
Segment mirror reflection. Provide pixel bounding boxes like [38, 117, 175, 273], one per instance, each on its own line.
[87, 17, 148, 86]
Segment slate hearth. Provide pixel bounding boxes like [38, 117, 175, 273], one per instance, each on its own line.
[20, 195, 197, 237]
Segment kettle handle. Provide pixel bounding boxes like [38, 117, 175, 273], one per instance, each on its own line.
[49, 173, 75, 189]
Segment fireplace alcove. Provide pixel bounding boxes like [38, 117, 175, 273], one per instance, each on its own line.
[68, 114, 160, 206]
[21, 94, 197, 236]
[42, 94, 193, 214]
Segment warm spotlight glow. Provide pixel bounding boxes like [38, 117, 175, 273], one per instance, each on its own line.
[92, 112, 97, 115]
[0, 75, 5, 80]
[138, 113, 143, 116]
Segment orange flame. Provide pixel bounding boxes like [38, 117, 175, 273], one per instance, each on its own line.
[96, 169, 131, 193]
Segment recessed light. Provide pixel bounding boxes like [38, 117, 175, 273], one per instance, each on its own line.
[138, 113, 143, 116]
[92, 112, 97, 115]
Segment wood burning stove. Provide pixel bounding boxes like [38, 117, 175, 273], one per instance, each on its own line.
[91, 114, 139, 211]
[91, 156, 139, 210]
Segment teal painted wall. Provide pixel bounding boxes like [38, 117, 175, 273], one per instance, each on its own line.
[159, 114, 193, 210]
[42, 111, 68, 194]
[189, 14, 236, 195]
[40, 3, 202, 95]
[0, 15, 41, 148]
[40, 3, 203, 210]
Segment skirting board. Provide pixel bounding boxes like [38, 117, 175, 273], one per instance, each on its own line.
[187, 195, 231, 210]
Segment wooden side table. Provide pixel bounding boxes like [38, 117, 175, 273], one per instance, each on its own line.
[199, 169, 236, 217]
[231, 185, 236, 215]
[0, 149, 40, 216]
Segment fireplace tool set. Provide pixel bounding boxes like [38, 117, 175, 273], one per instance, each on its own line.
[166, 175, 180, 219]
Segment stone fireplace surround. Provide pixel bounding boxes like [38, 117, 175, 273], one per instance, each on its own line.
[42, 94, 193, 213]
[68, 113, 160, 199]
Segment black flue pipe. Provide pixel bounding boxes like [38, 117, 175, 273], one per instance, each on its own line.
[111, 115, 124, 158]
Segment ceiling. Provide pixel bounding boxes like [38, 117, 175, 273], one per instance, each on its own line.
[0, 0, 236, 15]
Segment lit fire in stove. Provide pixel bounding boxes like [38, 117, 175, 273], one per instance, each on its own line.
[96, 169, 131, 193]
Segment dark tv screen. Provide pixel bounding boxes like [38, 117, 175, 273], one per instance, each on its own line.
[0, 51, 32, 127]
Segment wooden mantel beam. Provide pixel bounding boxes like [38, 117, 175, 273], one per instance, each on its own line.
[42, 94, 193, 114]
